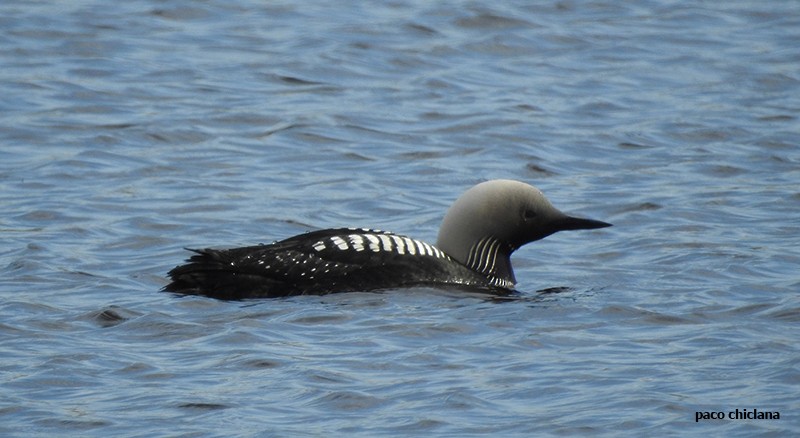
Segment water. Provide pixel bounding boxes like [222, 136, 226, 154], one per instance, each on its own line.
[2, 0, 798, 436]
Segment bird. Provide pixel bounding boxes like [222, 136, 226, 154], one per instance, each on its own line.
[164, 179, 611, 300]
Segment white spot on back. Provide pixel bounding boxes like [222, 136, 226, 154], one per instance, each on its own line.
[413, 240, 427, 256]
[365, 234, 381, 252]
[378, 234, 393, 252]
[402, 237, 416, 255]
[330, 236, 349, 250]
[312, 240, 326, 252]
[348, 234, 365, 251]
[390, 235, 406, 254]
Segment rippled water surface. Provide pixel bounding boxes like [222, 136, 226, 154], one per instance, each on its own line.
[2, 1, 799, 436]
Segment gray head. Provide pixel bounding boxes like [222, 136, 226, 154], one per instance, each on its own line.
[436, 179, 611, 287]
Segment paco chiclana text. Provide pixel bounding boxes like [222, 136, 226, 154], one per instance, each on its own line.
[695, 408, 779, 422]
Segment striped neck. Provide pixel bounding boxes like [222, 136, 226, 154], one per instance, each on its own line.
[464, 236, 516, 288]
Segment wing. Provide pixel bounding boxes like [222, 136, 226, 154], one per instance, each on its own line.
[164, 228, 492, 299]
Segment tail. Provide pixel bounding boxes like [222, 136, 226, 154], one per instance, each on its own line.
[163, 248, 283, 300]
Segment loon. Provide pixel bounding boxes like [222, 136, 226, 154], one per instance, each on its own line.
[164, 180, 611, 300]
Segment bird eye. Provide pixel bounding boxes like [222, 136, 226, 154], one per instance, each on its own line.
[523, 209, 537, 221]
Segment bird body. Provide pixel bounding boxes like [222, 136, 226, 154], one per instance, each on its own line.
[165, 180, 611, 299]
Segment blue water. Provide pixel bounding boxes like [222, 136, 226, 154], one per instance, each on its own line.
[2, 0, 799, 436]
